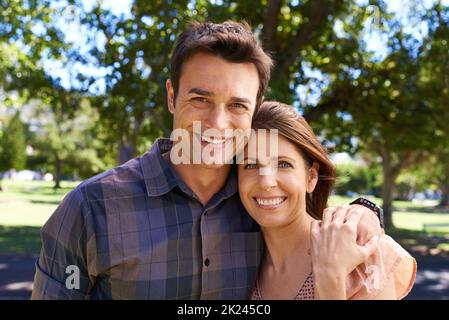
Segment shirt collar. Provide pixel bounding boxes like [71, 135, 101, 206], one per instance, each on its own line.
[141, 138, 238, 200]
[141, 138, 181, 197]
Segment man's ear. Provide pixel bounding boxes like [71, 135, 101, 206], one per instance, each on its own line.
[307, 162, 319, 193]
[166, 79, 175, 114]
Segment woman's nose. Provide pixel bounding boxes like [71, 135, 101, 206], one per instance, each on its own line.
[258, 170, 278, 190]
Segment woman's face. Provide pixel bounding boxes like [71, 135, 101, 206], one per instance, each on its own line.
[238, 132, 319, 228]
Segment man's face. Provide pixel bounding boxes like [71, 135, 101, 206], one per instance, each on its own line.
[166, 52, 259, 168]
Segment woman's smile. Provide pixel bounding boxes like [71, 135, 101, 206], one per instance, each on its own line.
[253, 196, 288, 209]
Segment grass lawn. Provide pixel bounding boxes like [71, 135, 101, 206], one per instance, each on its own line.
[330, 195, 449, 233]
[0, 180, 79, 254]
[1, 180, 449, 254]
[0, 179, 79, 226]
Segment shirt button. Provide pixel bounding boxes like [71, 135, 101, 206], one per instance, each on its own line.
[204, 258, 210, 267]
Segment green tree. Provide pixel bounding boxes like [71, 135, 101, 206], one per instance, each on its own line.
[0, 0, 67, 102]
[0, 111, 26, 190]
[318, 30, 438, 227]
[396, 165, 435, 201]
[63, 0, 390, 163]
[417, 2, 449, 206]
[430, 150, 449, 207]
[24, 97, 113, 188]
[3, 0, 449, 220]
[334, 162, 382, 196]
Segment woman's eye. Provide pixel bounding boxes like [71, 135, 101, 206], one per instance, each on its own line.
[244, 163, 258, 169]
[278, 161, 292, 168]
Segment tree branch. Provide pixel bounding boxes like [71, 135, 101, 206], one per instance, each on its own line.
[303, 80, 354, 123]
[261, 0, 283, 52]
[272, 0, 336, 80]
[303, 99, 340, 123]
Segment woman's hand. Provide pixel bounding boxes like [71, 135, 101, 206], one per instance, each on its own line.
[310, 206, 379, 299]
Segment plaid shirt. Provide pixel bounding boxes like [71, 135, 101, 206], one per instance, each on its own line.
[32, 138, 263, 300]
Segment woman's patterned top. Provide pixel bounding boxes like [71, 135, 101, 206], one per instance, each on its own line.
[251, 272, 315, 300]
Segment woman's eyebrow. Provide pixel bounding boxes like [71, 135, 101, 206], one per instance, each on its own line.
[243, 155, 295, 162]
[277, 155, 296, 162]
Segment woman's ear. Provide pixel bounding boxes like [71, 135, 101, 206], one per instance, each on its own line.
[307, 162, 319, 193]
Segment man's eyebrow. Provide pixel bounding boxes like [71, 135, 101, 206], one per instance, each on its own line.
[230, 96, 251, 104]
[188, 88, 214, 96]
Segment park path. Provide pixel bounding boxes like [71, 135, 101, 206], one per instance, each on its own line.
[0, 254, 37, 299]
[0, 253, 448, 300]
[406, 255, 449, 300]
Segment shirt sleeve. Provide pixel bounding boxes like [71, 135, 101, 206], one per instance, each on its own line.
[31, 187, 96, 300]
[346, 234, 417, 300]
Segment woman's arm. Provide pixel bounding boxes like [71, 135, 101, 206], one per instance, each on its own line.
[313, 268, 397, 300]
[313, 269, 346, 299]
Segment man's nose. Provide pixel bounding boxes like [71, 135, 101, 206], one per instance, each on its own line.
[205, 104, 230, 131]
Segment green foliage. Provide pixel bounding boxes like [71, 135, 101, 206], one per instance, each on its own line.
[0, 0, 400, 160]
[45, 0, 394, 160]
[1, 0, 448, 205]
[334, 162, 382, 196]
[0, 111, 26, 172]
[395, 164, 437, 200]
[25, 98, 114, 183]
[314, 2, 449, 226]
[0, 0, 67, 101]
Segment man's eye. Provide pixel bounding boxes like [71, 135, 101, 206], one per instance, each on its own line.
[230, 103, 247, 109]
[192, 97, 208, 103]
[244, 163, 258, 169]
[278, 161, 292, 168]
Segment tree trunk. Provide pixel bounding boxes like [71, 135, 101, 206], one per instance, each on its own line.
[54, 155, 62, 189]
[381, 153, 396, 229]
[439, 183, 449, 207]
[261, 0, 283, 51]
[118, 142, 136, 165]
[0, 173, 3, 191]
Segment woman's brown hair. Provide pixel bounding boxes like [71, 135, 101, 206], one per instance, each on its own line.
[251, 101, 336, 219]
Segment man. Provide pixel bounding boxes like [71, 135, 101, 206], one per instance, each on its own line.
[31, 21, 383, 299]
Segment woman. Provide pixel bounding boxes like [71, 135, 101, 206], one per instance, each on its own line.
[238, 101, 416, 300]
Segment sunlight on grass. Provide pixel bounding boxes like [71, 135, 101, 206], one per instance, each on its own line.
[329, 195, 449, 233]
[0, 180, 79, 226]
[393, 212, 449, 232]
[437, 243, 449, 252]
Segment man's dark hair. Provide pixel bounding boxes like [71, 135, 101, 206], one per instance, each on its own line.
[170, 20, 273, 108]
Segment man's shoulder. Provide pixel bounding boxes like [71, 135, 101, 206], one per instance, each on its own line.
[73, 155, 148, 203]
